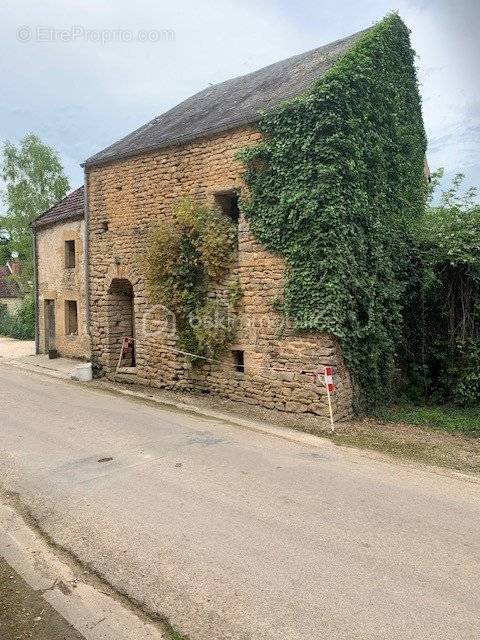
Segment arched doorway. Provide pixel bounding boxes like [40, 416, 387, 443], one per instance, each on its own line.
[107, 278, 136, 368]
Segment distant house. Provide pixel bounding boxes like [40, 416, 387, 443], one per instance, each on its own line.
[0, 257, 22, 314]
[31, 187, 91, 359]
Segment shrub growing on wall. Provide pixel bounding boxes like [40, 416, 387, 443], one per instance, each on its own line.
[144, 199, 240, 360]
[239, 14, 427, 409]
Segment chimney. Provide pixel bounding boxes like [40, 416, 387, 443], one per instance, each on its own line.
[8, 252, 21, 276]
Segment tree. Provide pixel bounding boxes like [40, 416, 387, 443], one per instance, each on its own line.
[1, 133, 69, 279]
[408, 171, 480, 405]
[0, 232, 11, 265]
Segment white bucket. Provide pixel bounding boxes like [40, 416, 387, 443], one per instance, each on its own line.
[76, 362, 93, 382]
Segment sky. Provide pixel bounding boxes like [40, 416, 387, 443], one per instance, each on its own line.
[1, 0, 479, 197]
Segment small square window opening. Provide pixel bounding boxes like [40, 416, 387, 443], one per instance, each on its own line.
[232, 349, 245, 373]
[65, 300, 78, 335]
[215, 191, 240, 223]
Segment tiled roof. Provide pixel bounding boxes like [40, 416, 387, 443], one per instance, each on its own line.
[83, 28, 370, 167]
[0, 266, 21, 299]
[32, 186, 85, 230]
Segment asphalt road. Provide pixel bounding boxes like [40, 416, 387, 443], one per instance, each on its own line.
[0, 364, 479, 640]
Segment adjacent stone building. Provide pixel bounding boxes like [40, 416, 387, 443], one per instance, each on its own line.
[32, 187, 91, 359]
[80, 32, 371, 419]
[0, 256, 22, 314]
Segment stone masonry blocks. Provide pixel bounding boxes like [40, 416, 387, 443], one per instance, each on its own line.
[87, 126, 353, 419]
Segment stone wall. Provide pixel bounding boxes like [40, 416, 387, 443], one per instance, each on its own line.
[36, 219, 91, 359]
[87, 126, 353, 420]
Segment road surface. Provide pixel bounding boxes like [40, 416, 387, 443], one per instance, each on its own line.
[0, 364, 479, 639]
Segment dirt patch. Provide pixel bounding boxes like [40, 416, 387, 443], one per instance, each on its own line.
[333, 417, 480, 475]
[0, 558, 85, 640]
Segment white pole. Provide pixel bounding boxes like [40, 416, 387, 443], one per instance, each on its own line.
[323, 366, 335, 434]
[326, 382, 335, 433]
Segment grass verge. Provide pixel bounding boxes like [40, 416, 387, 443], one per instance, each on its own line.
[372, 404, 480, 436]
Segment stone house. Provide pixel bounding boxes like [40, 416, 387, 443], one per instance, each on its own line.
[80, 31, 376, 420]
[32, 187, 91, 359]
[0, 256, 22, 314]
[32, 22, 425, 418]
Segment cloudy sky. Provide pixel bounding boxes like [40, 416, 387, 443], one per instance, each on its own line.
[1, 0, 479, 195]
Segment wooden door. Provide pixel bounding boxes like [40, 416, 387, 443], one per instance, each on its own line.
[44, 300, 56, 352]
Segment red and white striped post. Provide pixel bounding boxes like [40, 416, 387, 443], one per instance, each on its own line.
[324, 365, 335, 433]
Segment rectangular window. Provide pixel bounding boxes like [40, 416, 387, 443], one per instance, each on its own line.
[215, 191, 240, 223]
[65, 300, 78, 335]
[232, 349, 245, 373]
[65, 240, 76, 268]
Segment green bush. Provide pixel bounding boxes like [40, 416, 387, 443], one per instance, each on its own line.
[0, 295, 35, 340]
[445, 339, 480, 406]
[0, 302, 8, 329]
[405, 172, 480, 406]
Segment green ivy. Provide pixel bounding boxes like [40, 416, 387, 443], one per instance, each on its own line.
[238, 14, 427, 409]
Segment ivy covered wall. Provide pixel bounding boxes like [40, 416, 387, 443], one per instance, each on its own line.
[239, 14, 427, 409]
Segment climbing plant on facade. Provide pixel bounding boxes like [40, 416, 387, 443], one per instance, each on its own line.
[144, 198, 240, 360]
[238, 14, 427, 409]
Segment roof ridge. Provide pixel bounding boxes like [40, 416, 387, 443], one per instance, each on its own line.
[83, 25, 372, 168]
[193, 26, 373, 93]
[32, 185, 84, 224]
[32, 186, 85, 230]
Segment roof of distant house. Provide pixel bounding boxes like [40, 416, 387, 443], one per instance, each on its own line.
[0, 265, 21, 299]
[83, 28, 370, 168]
[31, 186, 85, 230]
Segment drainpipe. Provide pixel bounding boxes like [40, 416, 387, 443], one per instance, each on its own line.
[83, 168, 91, 334]
[32, 228, 39, 354]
